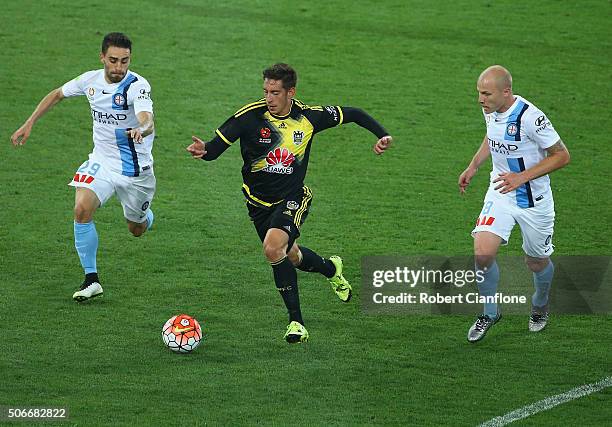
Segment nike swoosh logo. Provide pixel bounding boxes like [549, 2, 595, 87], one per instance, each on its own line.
[102, 90, 112, 94]
[174, 326, 194, 333]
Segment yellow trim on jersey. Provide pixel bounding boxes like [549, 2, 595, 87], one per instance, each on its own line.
[234, 99, 266, 118]
[296, 100, 342, 124]
[215, 129, 233, 145]
[294, 186, 312, 228]
[294, 99, 325, 112]
[242, 184, 283, 207]
[250, 113, 315, 172]
[235, 99, 328, 119]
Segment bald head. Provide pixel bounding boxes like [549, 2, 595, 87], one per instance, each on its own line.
[477, 65, 515, 113]
[478, 65, 512, 91]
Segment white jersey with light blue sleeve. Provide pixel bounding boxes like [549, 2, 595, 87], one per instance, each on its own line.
[483, 95, 560, 208]
[62, 69, 154, 177]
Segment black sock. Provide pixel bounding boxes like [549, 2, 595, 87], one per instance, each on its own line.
[296, 246, 336, 278]
[271, 257, 303, 324]
[85, 272, 99, 284]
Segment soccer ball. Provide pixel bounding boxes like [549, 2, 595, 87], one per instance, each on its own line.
[162, 314, 203, 353]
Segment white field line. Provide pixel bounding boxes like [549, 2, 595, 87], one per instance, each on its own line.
[480, 376, 612, 427]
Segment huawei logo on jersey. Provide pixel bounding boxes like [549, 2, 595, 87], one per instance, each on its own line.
[263, 147, 295, 174]
[267, 147, 294, 166]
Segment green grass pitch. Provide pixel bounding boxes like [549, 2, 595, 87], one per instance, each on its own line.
[0, 0, 610, 425]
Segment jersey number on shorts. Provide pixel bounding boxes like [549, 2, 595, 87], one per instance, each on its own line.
[476, 201, 496, 226]
[73, 161, 101, 184]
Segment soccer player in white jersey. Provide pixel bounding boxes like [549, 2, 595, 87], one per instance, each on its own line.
[11, 33, 156, 302]
[458, 65, 570, 342]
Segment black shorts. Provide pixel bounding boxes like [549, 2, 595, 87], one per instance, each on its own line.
[247, 186, 313, 249]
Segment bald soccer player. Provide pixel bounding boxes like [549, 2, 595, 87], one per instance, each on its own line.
[458, 65, 570, 342]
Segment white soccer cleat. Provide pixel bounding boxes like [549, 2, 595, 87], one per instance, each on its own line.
[467, 313, 501, 342]
[73, 282, 103, 302]
[529, 307, 549, 332]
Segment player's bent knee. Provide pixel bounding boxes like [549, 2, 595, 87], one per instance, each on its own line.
[263, 243, 286, 263]
[474, 255, 496, 270]
[128, 222, 147, 237]
[74, 203, 95, 223]
[473, 232, 501, 269]
[131, 229, 145, 237]
[287, 246, 302, 266]
[525, 256, 549, 272]
[74, 188, 100, 223]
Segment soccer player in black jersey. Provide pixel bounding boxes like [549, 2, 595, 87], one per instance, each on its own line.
[187, 63, 392, 343]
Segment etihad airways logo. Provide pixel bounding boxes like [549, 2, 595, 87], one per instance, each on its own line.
[488, 137, 518, 155]
[91, 109, 127, 121]
[263, 147, 295, 174]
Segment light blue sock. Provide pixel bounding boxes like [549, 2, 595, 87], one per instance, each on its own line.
[476, 260, 500, 318]
[146, 209, 154, 231]
[74, 221, 98, 274]
[532, 261, 554, 307]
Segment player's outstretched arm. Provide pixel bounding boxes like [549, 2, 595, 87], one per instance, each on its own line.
[493, 139, 570, 194]
[373, 135, 393, 155]
[11, 87, 64, 146]
[458, 135, 490, 194]
[128, 112, 155, 144]
[186, 133, 232, 161]
[341, 107, 392, 154]
[186, 136, 208, 159]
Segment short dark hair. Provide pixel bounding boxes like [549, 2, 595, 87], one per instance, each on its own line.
[262, 63, 297, 90]
[101, 32, 132, 54]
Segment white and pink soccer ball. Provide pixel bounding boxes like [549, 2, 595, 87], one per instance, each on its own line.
[162, 314, 203, 353]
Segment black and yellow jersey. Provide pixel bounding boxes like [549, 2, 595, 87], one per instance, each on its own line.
[203, 98, 388, 208]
